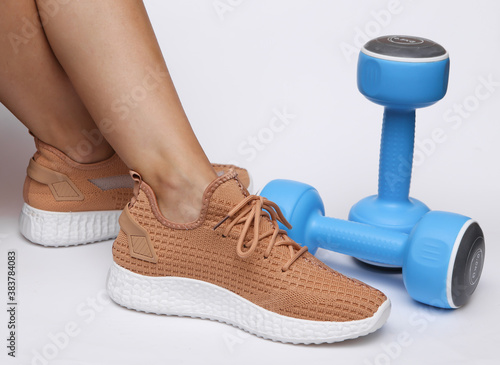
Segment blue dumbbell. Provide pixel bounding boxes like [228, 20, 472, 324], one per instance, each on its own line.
[260, 180, 484, 309]
[260, 36, 485, 308]
[349, 36, 450, 239]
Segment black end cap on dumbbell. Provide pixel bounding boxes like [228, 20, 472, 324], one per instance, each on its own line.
[451, 222, 485, 307]
[363, 35, 447, 60]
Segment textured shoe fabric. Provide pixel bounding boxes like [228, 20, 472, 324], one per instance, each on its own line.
[108, 170, 390, 344]
[23, 137, 134, 213]
[19, 137, 134, 246]
[212, 163, 250, 190]
[19, 137, 250, 247]
[22, 139, 250, 213]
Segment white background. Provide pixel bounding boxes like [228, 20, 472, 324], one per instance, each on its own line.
[1, 0, 499, 364]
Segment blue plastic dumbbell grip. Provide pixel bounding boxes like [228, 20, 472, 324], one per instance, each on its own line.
[307, 215, 408, 266]
[378, 108, 415, 202]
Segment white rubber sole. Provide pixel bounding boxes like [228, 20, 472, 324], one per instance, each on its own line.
[19, 203, 121, 247]
[106, 262, 391, 344]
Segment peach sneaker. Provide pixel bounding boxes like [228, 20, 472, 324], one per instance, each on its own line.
[19, 136, 250, 247]
[107, 170, 390, 344]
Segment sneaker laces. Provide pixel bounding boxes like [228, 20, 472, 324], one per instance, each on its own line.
[213, 195, 308, 271]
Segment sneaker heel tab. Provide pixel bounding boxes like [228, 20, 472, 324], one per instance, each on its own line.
[129, 170, 142, 183]
[129, 170, 142, 207]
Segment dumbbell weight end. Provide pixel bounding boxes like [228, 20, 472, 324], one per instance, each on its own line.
[404, 212, 485, 308]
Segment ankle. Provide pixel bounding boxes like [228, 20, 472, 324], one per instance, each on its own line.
[61, 133, 115, 163]
[33, 130, 115, 164]
[30, 120, 116, 164]
[146, 163, 216, 223]
[63, 143, 115, 164]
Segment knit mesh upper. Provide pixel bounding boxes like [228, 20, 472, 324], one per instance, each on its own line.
[24, 138, 133, 212]
[23, 137, 250, 213]
[112, 171, 387, 322]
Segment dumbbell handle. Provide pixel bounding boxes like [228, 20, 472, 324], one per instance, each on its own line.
[378, 108, 415, 202]
[308, 214, 407, 266]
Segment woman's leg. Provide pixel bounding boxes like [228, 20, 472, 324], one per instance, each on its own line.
[0, 0, 113, 163]
[2, 1, 391, 342]
[34, 0, 217, 223]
